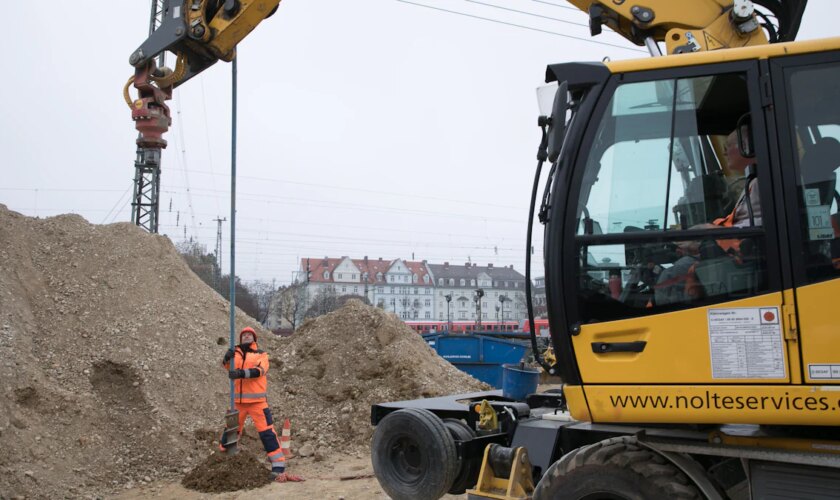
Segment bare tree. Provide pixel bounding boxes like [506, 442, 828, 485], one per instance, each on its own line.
[304, 286, 340, 319]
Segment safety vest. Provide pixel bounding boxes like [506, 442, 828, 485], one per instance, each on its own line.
[224, 343, 269, 403]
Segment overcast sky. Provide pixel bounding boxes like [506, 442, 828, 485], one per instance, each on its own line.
[1, 1, 836, 285]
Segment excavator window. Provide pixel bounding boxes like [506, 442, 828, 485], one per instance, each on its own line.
[786, 62, 840, 284]
[573, 72, 769, 323]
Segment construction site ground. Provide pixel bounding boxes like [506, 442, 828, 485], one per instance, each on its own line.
[115, 455, 466, 500]
[0, 205, 496, 499]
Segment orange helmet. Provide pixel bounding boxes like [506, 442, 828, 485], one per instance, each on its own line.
[239, 326, 257, 342]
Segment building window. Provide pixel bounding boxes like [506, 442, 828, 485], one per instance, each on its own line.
[377, 287, 383, 293]
[413, 288, 418, 295]
[449, 278, 455, 286]
[376, 272, 383, 282]
[390, 298, 396, 306]
[425, 312, 431, 319]
[424, 275, 430, 284]
[470, 279, 476, 286]
[439, 312, 443, 320]
[342, 286, 346, 293]
[323, 271, 330, 279]
[425, 299, 431, 307]
[460, 279, 465, 286]
[353, 286, 358, 294]
[338, 273, 343, 279]
[459, 312, 466, 319]
[413, 274, 418, 283]
[514, 282, 519, 288]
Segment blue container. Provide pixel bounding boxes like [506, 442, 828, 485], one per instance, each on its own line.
[501, 363, 540, 401]
[423, 333, 528, 388]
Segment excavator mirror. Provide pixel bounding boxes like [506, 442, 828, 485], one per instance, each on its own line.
[547, 81, 570, 163]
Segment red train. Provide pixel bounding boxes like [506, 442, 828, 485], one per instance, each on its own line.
[404, 319, 550, 337]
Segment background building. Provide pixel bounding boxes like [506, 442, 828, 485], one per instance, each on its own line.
[299, 257, 529, 324]
[427, 262, 528, 324]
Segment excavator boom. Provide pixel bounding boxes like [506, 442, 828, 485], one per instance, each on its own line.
[567, 0, 807, 55]
[129, 0, 281, 89]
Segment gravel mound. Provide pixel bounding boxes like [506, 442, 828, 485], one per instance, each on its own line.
[0, 205, 268, 498]
[271, 299, 489, 456]
[181, 450, 272, 492]
[0, 205, 486, 498]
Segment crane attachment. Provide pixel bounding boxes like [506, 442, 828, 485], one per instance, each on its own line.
[567, 0, 807, 55]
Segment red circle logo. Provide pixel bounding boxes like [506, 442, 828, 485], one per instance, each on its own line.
[763, 311, 776, 322]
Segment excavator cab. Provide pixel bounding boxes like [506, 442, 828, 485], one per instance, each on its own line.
[540, 36, 840, 429]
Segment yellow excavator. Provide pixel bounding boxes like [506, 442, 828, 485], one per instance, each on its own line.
[129, 0, 840, 498]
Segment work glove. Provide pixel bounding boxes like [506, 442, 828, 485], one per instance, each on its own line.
[228, 369, 246, 379]
[222, 349, 235, 365]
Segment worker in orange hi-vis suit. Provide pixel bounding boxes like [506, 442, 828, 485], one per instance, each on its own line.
[222, 327, 304, 483]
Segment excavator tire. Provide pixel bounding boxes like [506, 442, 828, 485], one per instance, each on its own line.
[371, 408, 458, 500]
[533, 436, 703, 500]
[442, 418, 480, 494]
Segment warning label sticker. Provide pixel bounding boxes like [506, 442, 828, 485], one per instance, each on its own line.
[707, 307, 785, 379]
[809, 364, 840, 380]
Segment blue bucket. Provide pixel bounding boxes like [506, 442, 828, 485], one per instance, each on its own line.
[501, 363, 540, 401]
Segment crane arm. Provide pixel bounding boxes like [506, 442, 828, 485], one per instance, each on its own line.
[567, 0, 807, 55]
[129, 0, 281, 89]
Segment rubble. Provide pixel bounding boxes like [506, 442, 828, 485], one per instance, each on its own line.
[0, 205, 487, 497]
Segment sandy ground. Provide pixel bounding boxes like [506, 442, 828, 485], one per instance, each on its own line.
[114, 455, 467, 500]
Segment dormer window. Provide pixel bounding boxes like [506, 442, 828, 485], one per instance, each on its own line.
[424, 275, 430, 284]
[323, 271, 330, 279]
[413, 274, 418, 283]
[376, 272, 383, 282]
[438, 278, 444, 286]
[460, 279, 466, 286]
[449, 278, 455, 286]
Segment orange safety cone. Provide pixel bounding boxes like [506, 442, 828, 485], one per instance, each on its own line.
[280, 418, 293, 459]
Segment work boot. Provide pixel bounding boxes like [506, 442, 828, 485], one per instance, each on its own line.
[271, 471, 305, 483]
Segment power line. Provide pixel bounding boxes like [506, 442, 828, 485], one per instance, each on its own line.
[101, 182, 135, 224]
[464, 0, 605, 31]
[171, 168, 523, 210]
[158, 188, 526, 223]
[530, 0, 579, 11]
[172, 91, 200, 238]
[199, 76, 222, 216]
[395, 0, 645, 53]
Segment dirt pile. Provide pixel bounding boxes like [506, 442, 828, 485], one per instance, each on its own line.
[0, 205, 265, 499]
[181, 450, 272, 492]
[270, 300, 489, 455]
[0, 205, 487, 498]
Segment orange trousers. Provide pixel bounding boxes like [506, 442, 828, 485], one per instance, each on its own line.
[227, 401, 286, 473]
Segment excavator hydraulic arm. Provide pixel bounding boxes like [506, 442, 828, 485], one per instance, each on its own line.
[567, 0, 807, 55]
[129, 0, 281, 89]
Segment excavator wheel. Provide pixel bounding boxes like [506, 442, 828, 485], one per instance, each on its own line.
[442, 418, 481, 494]
[371, 408, 458, 500]
[533, 436, 703, 500]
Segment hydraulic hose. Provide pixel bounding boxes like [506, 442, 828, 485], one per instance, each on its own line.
[526, 122, 553, 373]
